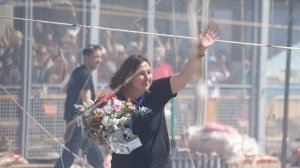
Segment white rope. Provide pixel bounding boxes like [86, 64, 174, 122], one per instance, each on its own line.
[0, 83, 93, 168]
[1, 16, 300, 50]
[0, 12, 297, 167]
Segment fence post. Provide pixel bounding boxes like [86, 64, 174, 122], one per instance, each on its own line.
[21, 0, 33, 158]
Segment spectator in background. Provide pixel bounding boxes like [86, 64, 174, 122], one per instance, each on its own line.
[207, 50, 218, 85]
[60, 54, 79, 90]
[66, 54, 78, 74]
[0, 37, 7, 74]
[0, 58, 5, 84]
[104, 30, 128, 67]
[207, 50, 230, 85]
[0, 30, 24, 85]
[33, 22, 45, 45]
[45, 32, 57, 50]
[2, 30, 23, 66]
[0, 36, 8, 58]
[32, 46, 54, 83]
[49, 53, 69, 84]
[229, 58, 252, 84]
[115, 44, 128, 67]
[54, 44, 104, 168]
[243, 58, 252, 84]
[126, 41, 141, 56]
[215, 50, 230, 83]
[165, 38, 180, 72]
[6, 50, 22, 85]
[59, 35, 76, 54]
[50, 0, 79, 42]
[153, 46, 174, 80]
[126, 25, 145, 55]
[4, 26, 14, 43]
[97, 46, 117, 82]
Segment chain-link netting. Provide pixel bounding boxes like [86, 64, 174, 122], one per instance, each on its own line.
[1, 0, 300, 167]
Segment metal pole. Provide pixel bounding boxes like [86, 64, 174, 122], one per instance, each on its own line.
[181, 0, 208, 127]
[249, 0, 259, 139]
[281, 0, 294, 167]
[89, 0, 100, 91]
[21, 0, 33, 158]
[187, 0, 201, 125]
[197, 0, 209, 126]
[147, 0, 155, 66]
[170, 0, 176, 146]
[81, 0, 87, 47]
[90, 0, 100, 44]
[202, 0, 209, 126]
[256, 0, 270, 151]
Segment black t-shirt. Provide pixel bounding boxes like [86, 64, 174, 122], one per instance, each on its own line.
[64, 65, 95, 122]
[111, 77, 177, 168]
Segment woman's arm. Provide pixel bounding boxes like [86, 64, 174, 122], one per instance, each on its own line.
[170, 26, 218, 94]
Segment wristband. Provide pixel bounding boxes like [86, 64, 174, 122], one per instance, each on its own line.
[200, 51, 207, 57]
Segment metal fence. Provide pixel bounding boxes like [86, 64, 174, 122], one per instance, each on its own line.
[0, 87, 21, 153]
[26, 86, 65, 159]
[1, 0, 300, 164]
[170, 150, 227, 168]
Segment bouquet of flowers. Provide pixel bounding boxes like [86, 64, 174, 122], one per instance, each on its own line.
[74, 93, 151, 155]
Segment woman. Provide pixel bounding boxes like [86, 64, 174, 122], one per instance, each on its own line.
[107, 26, 218, 168]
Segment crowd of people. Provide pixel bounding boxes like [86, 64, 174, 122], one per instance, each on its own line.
[0, 24, 79, 86]
[0, 26, 23, 85]
[206, 49, 252, 85]
[0, 23, 252, 87]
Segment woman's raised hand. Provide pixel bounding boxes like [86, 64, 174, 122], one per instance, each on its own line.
[198, 25, 219, 50]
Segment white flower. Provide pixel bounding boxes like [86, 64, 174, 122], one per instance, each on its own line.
[101, 116, 114, 127]
[94, 108, 105, 115]
[111, 111, 122, 118]
[103, 103, 114, 114]
[112, 98, 123, 106]
[112, 124, 118, 131]
[94, 108, 101, 113]
[111, 118, 119, 125]
[125, 113, 131, 118]
[119, 117, 130, 125]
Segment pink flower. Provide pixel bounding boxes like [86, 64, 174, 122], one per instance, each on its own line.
[113, 103, 122, 112]
[125, 101, 136, 111]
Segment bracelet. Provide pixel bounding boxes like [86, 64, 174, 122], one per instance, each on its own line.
[200, 51, 207, 57]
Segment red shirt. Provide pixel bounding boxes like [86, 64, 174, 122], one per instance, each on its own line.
[153, 62, 174, 80]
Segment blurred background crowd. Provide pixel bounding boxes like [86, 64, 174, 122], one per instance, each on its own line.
[1, 0, 300, 167]
[0, 24, 252, 87]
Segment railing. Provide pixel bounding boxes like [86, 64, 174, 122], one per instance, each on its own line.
[1, 85, 300, 161]
[170, 149, 227, 168]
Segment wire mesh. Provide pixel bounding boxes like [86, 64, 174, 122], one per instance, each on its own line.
[0, 0, 300, 166]
[26, 86, 65, 159]
[0, 87, 21, 153]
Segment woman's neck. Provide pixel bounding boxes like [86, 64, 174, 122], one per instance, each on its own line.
[123, 88, 143, 101]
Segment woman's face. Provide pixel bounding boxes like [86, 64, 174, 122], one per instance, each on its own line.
[130, 61, 153, 93]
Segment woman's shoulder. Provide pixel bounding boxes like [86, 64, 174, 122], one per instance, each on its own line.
[150, 77, 171, 91]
